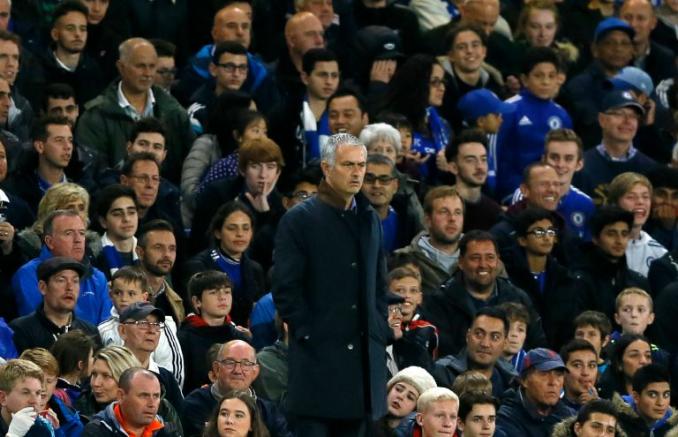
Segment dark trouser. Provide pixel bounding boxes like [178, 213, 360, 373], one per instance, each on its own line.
[293, 416, 370, 437]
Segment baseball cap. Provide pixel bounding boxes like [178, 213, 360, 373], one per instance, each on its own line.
[521, 348, 566, 375]
[355, 26, 404, 61]
[37, 257, 85, 282]
[609, 67, 654, 96]
[457, 89, 516, 123]
[601, 90, 645, 115]
[119, 301, 165, 323]
[594, 17, 635, 43]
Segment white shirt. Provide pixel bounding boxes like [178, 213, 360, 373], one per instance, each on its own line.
[98, 307, 185, 388]
[626, 230, 668, 277]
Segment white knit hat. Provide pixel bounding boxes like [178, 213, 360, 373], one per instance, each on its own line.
[387, 366, 437, 396]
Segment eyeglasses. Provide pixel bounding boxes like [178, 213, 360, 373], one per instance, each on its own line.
[217, 62, 248, 74]
[156, 68, 177, 77]
[364, 174, 396, 185]
[292, 191, 316, 201]
[217, 359, 258, 371]
[122, 320, 165, 331]
[130, 174, 161, 185]
[527, 227, 558, 238]
[429, 78, 447, 88]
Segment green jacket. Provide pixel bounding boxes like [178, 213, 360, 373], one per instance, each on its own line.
[76, 82, 194, 183]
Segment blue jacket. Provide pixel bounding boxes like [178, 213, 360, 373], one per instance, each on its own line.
[496, 90, 572, 199]
[12, 246, 112, 325]
[51, 395, 83, 437]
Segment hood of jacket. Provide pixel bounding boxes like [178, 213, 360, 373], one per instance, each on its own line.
[612, 392, 678, 434]
[551, 415, 628, 437]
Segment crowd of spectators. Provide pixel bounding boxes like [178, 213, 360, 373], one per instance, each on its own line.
[0, 0, 677, 435]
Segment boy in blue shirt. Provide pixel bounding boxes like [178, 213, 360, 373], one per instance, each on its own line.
[496, 46, 573, 200]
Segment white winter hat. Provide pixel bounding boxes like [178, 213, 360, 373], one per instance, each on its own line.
[387, 366, 437, 397]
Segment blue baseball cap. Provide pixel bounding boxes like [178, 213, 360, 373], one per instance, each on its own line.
[521, 348, 566, 376]
[601, 90, 645, 114]
[457, 89, 515, 123]
[610, 67, 654, 96]
[594, 17, 635, 43]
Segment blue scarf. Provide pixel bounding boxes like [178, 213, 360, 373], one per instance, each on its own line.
[302, 97, 330, 163]
[210, 248, 243, 292]
[411, 107, 451, 181]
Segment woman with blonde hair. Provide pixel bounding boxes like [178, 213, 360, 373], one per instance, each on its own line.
[16, 182, 100, 260]
[75, 346, 183, 433]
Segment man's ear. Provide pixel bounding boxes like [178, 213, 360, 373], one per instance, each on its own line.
[647, 311, 655, 326]
[448, 161, 459, 176]
[415, 412, 424, 426]
[300, 71, 309, 86]
[208, 62, 218, 78]
[33, 140, 45, 154]
[602, 334, 611, 349]
[38, 280, 48, 296]
[614, 312, 622, 326]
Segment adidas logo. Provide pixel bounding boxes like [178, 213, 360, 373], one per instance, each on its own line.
[518, 116, 533, 126]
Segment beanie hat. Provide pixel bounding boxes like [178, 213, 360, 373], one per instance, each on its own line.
[387, 366, 437, 396]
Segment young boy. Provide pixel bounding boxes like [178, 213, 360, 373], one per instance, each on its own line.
[96, 266, 183, 388]
[609, 287, 669, 367]
[388, 266, 439, 360]
[497, 302, 530, 373]
[574, 310, 613, 376]
[617, 363, 675, 436]
[613, 287, 655, 339]
[0, 359, 54, 437]
[496, 46, 573, 199]
[178, 270, 250, 394]
[94, 184, 139, 279]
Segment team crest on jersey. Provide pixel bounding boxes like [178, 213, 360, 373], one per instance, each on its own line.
[571, 212, 585, 226]
[548, 116, 562, 129]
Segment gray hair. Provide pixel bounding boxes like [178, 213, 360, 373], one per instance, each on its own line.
[118, 37, 155, 63]
[42, 209, 82, 239]
[359, 123, 402, 154]
[321, 133, 366, 167]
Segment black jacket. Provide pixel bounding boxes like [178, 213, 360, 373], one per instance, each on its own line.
[38, 50, 106, 107]
[648, 250, 678, 298]
[10, 303, 100, 352]
[177, 313, 249, 395]
[504, 252, 584, 350]
[572, 243, 649, 322]
[423, 271, 547, 357]
[272, 180, 392, 420]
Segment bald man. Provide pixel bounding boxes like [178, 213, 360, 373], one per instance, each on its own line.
[620, 0, 676, 84]
[175, 3, 279, 113]
[285, 12, 325, 73]
[76, 37, 194, 184]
